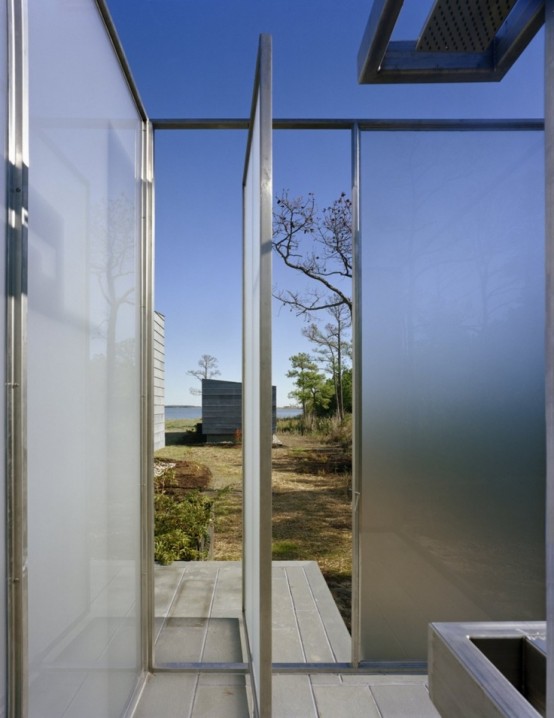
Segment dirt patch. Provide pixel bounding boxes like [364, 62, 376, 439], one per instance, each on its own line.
[155, 458, 212, 495]
[272, 445, 351, 477]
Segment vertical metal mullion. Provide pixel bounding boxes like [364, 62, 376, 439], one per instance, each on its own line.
[545, 1, 554, 714]
[140, 120, 155, 674]
[6, 0, 28, 716]
[258, 33, 272, 718]
[350, 123, 361, 669]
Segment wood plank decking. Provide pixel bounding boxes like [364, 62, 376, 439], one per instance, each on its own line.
[134, 561, 440, 717]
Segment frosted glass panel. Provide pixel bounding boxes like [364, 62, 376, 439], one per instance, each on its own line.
[244, 91, 262, 696]
[359, 131, 545, 662]
[27, 1, 142, 714]
[243, 37, 272, 715]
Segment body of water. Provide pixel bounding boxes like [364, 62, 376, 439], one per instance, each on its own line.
[165, 405, 302, 420]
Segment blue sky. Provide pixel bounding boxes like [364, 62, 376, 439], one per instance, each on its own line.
[105, 0, 544, 405]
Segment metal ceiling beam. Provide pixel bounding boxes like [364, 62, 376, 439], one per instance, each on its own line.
[357, 0, 404, 84]
[374, 42, 495, 84]
[151, 118, 544, 132]
[494, 0, 545, 76]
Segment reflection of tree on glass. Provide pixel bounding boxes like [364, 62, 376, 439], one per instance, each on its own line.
[359, 131, 545, 661]
[89, 189, 138, 523]
[388, 135, 540, 348]
[90, 192, 137, 368]
[368, 134, 544, 449]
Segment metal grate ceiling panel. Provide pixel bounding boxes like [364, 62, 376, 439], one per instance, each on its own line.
[417, 0, 518, 52]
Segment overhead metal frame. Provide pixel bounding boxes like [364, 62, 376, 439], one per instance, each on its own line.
[153, 118, 544, 131]
[358, 0, 544, 83]
[94, 0, 147, 121]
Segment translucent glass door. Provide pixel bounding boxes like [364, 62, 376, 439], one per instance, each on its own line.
[243, 34, 273, 717]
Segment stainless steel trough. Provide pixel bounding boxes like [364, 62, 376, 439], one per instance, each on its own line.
[429, 621, 546, 717]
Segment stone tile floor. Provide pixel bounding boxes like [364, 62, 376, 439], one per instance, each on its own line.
[135, 672, 440, 717]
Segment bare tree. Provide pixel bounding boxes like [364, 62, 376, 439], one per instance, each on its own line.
[273, 191, 352, 317]
[303, 304, 351, 421]
[187, 354, 220, 396]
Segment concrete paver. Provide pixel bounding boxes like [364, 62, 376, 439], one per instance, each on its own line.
[133, 562, 442, 717]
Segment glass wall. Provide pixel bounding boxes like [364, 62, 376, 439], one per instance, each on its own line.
[359, 130, 545, 662]
[27, 1, 143, 714]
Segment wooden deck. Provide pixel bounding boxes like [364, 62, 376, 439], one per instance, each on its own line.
[134, 561, 440, 717]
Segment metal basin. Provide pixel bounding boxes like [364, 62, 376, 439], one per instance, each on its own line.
[429, 621, 546, 718]
[471, 636, 545, 716]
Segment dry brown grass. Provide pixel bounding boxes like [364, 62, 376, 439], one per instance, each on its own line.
[155, 432, 352, 629]
[156, 443, 243, 489]
[271, 437, 352, 629]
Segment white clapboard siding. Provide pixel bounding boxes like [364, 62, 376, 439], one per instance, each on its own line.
[153, 311, 165, 451]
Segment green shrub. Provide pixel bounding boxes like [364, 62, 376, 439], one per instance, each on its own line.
[324, 413, 352, 448]
[154, 469, 214, 564]
[275, 416, 305, 434]
[275, 413, 352, 448]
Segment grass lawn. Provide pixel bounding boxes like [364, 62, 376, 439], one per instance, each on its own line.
[156, 425, 352, 630]
[165, 418, 198, 432]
